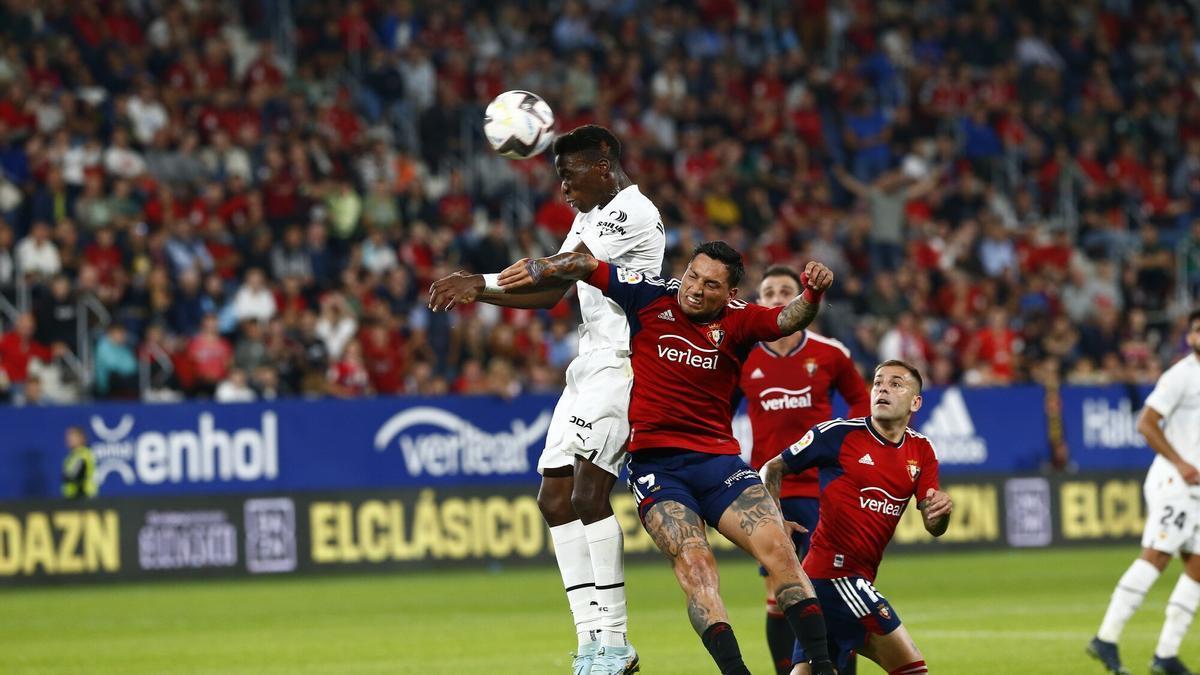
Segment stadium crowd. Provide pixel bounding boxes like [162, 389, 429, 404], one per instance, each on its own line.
[0, 0, 1198, 406]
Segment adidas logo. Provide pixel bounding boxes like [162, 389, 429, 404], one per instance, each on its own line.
[750, 368, 765, 379]
[858, 454, 875, 466]
[658, 309, 675, 321]
[918, 387, 988, 465]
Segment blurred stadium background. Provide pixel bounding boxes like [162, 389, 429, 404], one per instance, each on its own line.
[0, 0, 1198, 673]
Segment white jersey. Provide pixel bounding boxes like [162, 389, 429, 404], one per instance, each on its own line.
[1144, 353, 1200, 496]
[559, 184, 665, 354]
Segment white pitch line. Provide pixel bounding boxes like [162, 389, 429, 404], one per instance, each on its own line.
[919, 629, 1091, 641]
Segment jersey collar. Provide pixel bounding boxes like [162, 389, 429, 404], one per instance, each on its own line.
[758, 330, 807, 358]
[865, 416, 906, 448]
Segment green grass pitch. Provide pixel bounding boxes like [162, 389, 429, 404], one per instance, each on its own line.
[2, 546, 1195, 674]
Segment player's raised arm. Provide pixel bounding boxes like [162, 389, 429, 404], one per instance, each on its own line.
[427, 241, 599, 312]
[776, 261, 833, 336]
[497, 251, 599, 289]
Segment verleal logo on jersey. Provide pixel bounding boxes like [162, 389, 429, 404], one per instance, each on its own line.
[656, 334, 718, 370]
[90, 412, 279, 488]
[759, 385, 813, 411]
[374, 406, 552, 477]
[616, 267, 642, 284]
[918, 387, 987, 464]
[858, 486, 907, 517]
[788, 429, 815, 455]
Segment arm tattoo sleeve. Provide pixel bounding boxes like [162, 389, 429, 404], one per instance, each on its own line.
[761, 458, 785, 509]
[526, 252, 596, 285]
[776, 295, 820, 335]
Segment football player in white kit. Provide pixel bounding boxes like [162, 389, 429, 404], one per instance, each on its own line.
[1089, 309, 1200, 675]
[429, 125, 664, 675]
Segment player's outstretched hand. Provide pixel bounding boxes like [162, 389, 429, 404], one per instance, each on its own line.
[783, 520, 809, 538]
[800, 261, 834, 297]
[428, 271, 481, 312]
[920, 488, 953, 520]
[498, 257, 537, 290]
[1177, 460, 1200, 485]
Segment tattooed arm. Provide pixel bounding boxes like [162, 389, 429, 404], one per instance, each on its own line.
[776, 261, 834, 335]
[497, 251, 599, 290]
[759, 455, 789, 511]
[428, 242, 591, 312]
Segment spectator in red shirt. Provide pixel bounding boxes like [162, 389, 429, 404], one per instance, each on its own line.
[967, 308, 1022, 383]
[437, 169, 473, 234]
[327, 338, 371, 398]
[0, 313, 52, 389]
[360, 321, 406, 395]
[186, 314, 233, 397]
[83, 227, 124, 286]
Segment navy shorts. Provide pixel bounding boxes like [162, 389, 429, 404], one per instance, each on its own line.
[758, 497, 819, 577]
[626, 450, 761, 527]
[792, 577, 903, 670]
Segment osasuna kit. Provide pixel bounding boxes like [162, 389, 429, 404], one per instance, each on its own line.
[781, 417, 940, 669]
[538, 185, 665, 477]
[740, 335, 869, 556]
[582, 261, 787, 524]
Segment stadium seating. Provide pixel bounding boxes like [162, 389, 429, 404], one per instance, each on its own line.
[0, 0, 1197, 405]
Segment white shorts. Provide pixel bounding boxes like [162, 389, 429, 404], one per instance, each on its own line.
[1141, 474, 1200, 554]
[537, 352, 632, 477]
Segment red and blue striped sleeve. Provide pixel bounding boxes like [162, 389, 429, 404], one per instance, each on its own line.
[781, 420, 847, 473]
[585, 260, 675, 315]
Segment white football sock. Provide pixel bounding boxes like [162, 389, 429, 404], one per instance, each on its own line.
[549, 520, 601, 646]
[1098, 558, 1161, 642]
[584, 515, 628, 648]
[1154, 573, 1200, 658]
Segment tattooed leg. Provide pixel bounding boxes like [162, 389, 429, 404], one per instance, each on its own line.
[716, 484, 816, 607]
[643, 500, 729, 636]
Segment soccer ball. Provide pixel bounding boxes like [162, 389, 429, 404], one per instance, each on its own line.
[483, 90, 556, 160]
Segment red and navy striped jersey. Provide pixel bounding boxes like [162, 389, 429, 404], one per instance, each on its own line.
[585, 261, 784, 455]
[740, 334, 870, 499]
[781, 417, 940, 581]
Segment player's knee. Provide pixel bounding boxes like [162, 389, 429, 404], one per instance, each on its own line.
[569, 485, 612, 523]
[1141, 548, 1173, 571]
[537, 486, 576, 525]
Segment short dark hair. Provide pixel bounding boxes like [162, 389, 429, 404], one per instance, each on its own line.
[875, 359, 924, 392]
[691, 241, 744, 287]
[761, 265, 802, 289]
[552, 124, 622, 162]
[1189, 309, 1200, 326]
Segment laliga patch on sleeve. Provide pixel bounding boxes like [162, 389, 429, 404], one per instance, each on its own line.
[616, 268, 642, 284]
[789, 430, 814, 455]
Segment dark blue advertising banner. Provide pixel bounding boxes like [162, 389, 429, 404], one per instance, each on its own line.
[1059, 384, 1156, 471]
[0, 396, 558, 499]
[0, 384, 1163, 500]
